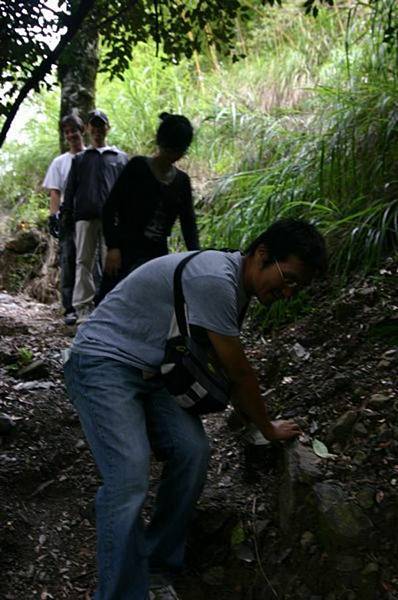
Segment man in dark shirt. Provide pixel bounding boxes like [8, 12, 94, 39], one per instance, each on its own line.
[63, 109, 128, 323]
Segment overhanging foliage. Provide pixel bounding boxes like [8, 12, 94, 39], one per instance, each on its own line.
[0, 0, 335, 147]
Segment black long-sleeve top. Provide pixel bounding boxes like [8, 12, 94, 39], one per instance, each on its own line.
[102, 156, 199, 264]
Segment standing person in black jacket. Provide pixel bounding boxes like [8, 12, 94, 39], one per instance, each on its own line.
[63, 109, 128, 323]
[99, 112, 199, 301]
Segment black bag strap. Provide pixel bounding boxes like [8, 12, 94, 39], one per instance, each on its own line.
[173, 251, 203, 337]
[173, 250, 248, 338]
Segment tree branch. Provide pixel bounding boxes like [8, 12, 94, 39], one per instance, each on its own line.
[0, 0, 96, 149]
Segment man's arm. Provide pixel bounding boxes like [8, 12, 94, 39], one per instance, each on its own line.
[49, 189, 61, 215]
[43, 158, 62, 234]
[207, 331, 301, 441]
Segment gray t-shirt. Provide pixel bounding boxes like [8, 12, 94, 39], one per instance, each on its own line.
[72, 250, 248, 371]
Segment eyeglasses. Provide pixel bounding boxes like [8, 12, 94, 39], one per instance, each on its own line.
[274, 259, 299, 290]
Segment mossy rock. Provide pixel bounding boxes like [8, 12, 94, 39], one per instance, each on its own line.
[312, 482, 373, 549]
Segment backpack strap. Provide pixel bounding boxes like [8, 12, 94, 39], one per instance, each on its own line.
[173, 251, 203, 337]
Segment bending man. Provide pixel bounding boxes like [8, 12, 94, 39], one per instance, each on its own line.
[64, 219, 327, 600]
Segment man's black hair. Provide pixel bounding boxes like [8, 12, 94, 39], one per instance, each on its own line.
[156, 112, 193, 152]
[245, 218, 328, 276]
[61, 114, 84, 133]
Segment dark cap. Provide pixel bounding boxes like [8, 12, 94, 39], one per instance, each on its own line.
[87, 109, 110, 126]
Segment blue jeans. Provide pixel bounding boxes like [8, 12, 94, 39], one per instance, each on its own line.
[64, 352, 210, 600]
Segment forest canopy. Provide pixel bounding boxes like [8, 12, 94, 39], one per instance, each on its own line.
[1, 0, 335, 146]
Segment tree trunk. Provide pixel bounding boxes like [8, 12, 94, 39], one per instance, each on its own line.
[0, 0, 97, 149]
[58, 13, 99, 151]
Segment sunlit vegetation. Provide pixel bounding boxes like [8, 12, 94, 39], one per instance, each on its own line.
[1, 1, 396, 320]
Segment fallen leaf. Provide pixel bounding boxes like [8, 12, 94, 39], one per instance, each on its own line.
[312, 439, 336, 459]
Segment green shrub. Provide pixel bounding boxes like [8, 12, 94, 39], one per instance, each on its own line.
[0, 91, 59, 230]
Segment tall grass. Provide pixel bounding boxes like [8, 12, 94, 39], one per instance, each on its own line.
[203, 0, 398, 279]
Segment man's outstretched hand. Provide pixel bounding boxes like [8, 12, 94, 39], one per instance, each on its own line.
[265, 419, 301, 441]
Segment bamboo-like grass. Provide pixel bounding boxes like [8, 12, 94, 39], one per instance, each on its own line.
[202, 1, 398, 282]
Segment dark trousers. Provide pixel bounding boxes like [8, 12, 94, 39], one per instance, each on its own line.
[59, 229, 76, 315]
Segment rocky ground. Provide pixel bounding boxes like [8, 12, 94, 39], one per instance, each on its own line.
[0, 255, 397, 600]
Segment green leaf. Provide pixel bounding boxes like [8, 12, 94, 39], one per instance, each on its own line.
[312, 439, 336, 459]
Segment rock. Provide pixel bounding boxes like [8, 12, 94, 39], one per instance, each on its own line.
[279, 441, 322, 532]
[5, 229, 43, 254]
[368, 393, 391, 407]
[234, 542, 255, 563]
[381, 348, 398, 364]
[313, 482, 373, 549]
[353, 422, 367, 436]
[356, 285, 377, 303]
[0, 413, 16, 436]
[16, 358, 49, 380]
[332, 373, 352, 392]
[13, 380, 55, 391]
[382, 348, 398, 357]
[352, 450, 367, 465]
[328, 410, 358, 443]
[290, 342, 310, 360]
[356, 487, 375, 510]
[377, 359, 392, 368]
